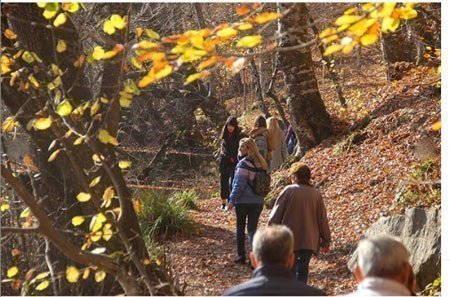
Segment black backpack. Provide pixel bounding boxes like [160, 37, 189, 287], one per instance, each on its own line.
[242, 159, 271, 197]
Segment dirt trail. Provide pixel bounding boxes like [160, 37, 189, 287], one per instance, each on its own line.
[167, 198, 355, 296]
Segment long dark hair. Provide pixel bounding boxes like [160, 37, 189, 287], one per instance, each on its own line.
[221, 116, 240, 140]
[254, 115, 267, 128]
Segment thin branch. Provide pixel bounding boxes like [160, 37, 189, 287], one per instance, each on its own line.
[1, 226, 41, 234]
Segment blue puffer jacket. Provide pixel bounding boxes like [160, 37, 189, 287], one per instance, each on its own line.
[229, 157, 264, 205]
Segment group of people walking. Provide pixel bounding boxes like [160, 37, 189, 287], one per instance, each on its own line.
[218, 115, 330, 285]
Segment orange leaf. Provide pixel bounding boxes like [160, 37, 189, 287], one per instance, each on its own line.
[236, 6, 251, 16]
[198, 56, 219, 70]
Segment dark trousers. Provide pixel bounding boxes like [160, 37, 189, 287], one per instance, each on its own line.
[220, 165, 235, 203]
[235, 204, 264, 256]
[291, 249, 314, 283]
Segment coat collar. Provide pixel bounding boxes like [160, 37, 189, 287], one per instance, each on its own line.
[252, 264, 292, 279]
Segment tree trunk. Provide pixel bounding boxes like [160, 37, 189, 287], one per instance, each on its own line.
[278, 3, 332, 156]
[249, 56, 271, 118]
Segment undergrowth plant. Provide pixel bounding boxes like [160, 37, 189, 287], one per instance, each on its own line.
[136, 190, 197, 240]
[169, 190, 199, 210]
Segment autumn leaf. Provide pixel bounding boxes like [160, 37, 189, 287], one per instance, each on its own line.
[335, 15, 361, 26]
[145, 28, 160, 40]
[236, 35, 262, 48]
[56, 40, 67, 53]
[7, 266, 19, 278]
[323, 44, 344, 56]
[98, 129, 119, 146]
[118, 160, 132, 169]
[62, 3, 80, 13]
[71, 216, 85, 226]
[76, 192, 91, 202]
[2, 116, 18, 132]
[92, 46, 105, 60]
[236, 6, 251, 16]
[101, 186, 115, 208]
[4, 29, 17, 40]
[185, 72, 208, 85]
[53, 13, 67, 27]
[22, 51, 35, 63]
[56, 100, 73, 117]
[89, 176, 101, 187]
[251, 12, 281, 24]
[95, 271, 106, 283]
[66, 266, 80, 283]
[35, 280, 50, 291]
[360, 33, 378, 46]
[216, 27, 238, 39]
[82, 269, 90, 279]
[34, 117, 52, 130]
[103, 20, 115, 35]
[237, 23, 253, 31]
[48, 149, 61, 162]
[110, 14, 126, 29]
[432, 121, 441, 131]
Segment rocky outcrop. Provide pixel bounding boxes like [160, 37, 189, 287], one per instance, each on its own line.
[347, 207, 440, 290]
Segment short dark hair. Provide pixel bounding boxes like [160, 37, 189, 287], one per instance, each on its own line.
[221, 116, 240, 139]
[253, 225, 294, 265]
[254, 115, 267, 128]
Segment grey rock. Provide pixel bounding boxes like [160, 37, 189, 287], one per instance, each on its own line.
[347, 207, 440, 290]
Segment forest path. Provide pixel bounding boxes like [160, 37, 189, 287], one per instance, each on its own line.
[166, 197, 354, 295]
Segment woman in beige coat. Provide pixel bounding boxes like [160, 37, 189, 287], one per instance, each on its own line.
[266, 117, 287, 172]
[268, 162, 331, 284]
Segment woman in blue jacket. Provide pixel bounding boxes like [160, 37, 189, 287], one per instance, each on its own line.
[227, 138, 268, 264]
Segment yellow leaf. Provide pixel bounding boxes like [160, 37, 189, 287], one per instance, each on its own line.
[102, 228, 113, 241]
[89, 176, 101, 187]
[145, 28, 160, 40]
[56, 40, 67, 53]
[252, 12, 281, 24]
[92, 46, 105, 60]
[7, 266, 19, 278]
[118, 160, 132, 169]
[92, 154, 104, 162]
[95, 271, 106, 283]
[136, 27, 144, 37]
[342, 42, 356, 54]
[133, 199, 142, 213]
[47, 76, 62, 90]
[82, 269, 90, 279]
[237, 23, 253, 31]
[399, 7, 417, 20]
[74, 136, 84, 145]
[102, 49, 119, 60]
[154, 64, 173, 80]
[335, 15, 361, 26]
[120, 97, 132, 108]
[90, 215, 103, 232]
[137, 51, 165, 63]
[381, 2, 396, 17]
[37, 2, 47, 8]
[1, 202, 10, 212]
[98, 129, 119, 146]
[197, 56, 219, 70]
[1, 55, 13, 75]
[103, 186, 115, 201]
[53, 13, 67, 27]
[2, 116, 17, 132]
[73, 54, 85, 68]
[71, 216, 85, 226]
[31, 272, 50, 283]
[362, 3, 374, 11]
[90, 100, 100, 116]
[35, 280, 49, 291]
[432, 121, 441, 131]
[185, 72, 207, 85]
[156, 259, 161, 266]
[131, 57, 143, 69]
[76, 192, 91, 202]
[4, 29, 17, 40]
[236, 35, 262, 48]
[66, 266, 80, 283]
[344, 8, 356, 15]
[62, 3, 79, 13]
[48, 149, 61, 162]
[20, 207, 30, 218]
[137, 75, 154, 88]
[103, 20, 115, 35]
[216, 27, 238, 39]
[381, 17, 400, 33]
[236, 6, 251, 16]
[43, 9, 58, 20]
[100, 97, 109, 104]
[56, 100, 73, 117]
[360, 33, 378, 46]
[322, 34, 338, 44]
[90, 231, 102, 242]
[34, 117, 52, 130]
[323, 44, 344, 56]
[28, 74, 40, 88]
[319, 27, 337, 39]
[22, 51, 35, 63]
[110, 14, 126, 29]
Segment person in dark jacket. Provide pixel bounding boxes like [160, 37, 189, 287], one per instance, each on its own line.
[219, 116, 244, 210]
[222, 225, 325, 296]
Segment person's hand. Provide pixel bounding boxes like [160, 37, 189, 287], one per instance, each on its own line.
[322, 245, 330, 255]
[227, 202, 234, 211]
